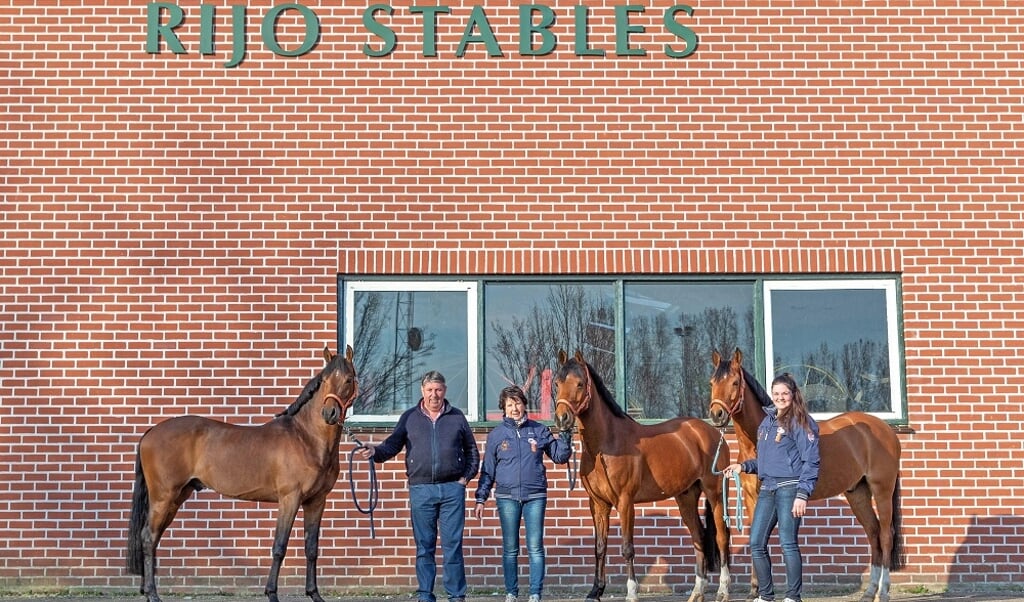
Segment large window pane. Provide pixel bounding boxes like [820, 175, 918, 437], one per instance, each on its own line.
[483, 282, 615, 422]
[624, 282, 755, 419]
[764, 280, 902, 418]
[344, 281, 478, 422]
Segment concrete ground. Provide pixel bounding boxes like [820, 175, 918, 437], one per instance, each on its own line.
[4, 590, 1024, 602]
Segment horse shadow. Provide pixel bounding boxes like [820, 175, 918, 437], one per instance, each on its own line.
[948, 513, 1024, 587]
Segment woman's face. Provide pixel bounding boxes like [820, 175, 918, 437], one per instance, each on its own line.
[503, 396, 526, 420]
[771, 382, 793, 411]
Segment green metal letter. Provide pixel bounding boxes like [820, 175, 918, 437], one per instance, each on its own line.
[146, 3, 186, 54]
[261, 4, 320, 58]
[363, 4, 396, 57]
[519, 5, 556, 56]
[664, 5, 697, 58]
[614, 5, 645, 56]
[457, 5, 502, 57]
[410, 6, 452, 57]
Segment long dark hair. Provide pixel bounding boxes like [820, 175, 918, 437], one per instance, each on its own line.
[772, 372, 812, 433]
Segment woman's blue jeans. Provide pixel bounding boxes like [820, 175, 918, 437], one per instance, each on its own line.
[748, 485, 803, 602]
[496, 497, 547, 597]
[409, 481, 467, 602]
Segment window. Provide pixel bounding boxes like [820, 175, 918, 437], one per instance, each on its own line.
[764, 279, 903, 419]
[343, 281, 478, 422]
[340, 276, 904, 424]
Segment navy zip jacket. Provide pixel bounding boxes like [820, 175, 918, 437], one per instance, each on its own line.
[372, 399, 480, 486]
[475, 417, 572, 503]
[739, 406, 821, 500]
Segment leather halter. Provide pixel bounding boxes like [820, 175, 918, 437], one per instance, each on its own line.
[555, 361, 593, 417]
[709, 365, 746, 420]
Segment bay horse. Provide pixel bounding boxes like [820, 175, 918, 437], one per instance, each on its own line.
[127, 345, 358, 602]
[708, 348, 905, 602]
[552, 350, 732, 602]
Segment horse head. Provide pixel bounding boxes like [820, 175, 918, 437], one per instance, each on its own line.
[319, 345, 358, 426]
[553, 349, 592, 432]
[708, 348, 747, 428]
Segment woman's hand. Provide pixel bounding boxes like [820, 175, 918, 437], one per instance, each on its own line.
[792, 497, 807, 518]
[722, 463, 742, 478]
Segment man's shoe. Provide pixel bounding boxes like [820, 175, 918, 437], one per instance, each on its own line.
[505, 594, 518, 602]
[528, 595, 541, 602]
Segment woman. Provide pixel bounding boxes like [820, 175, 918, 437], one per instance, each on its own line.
[724, 373, 820, 602]
[474, 385, 572, 602]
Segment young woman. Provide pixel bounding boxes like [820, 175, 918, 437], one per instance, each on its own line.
[724, 373, 821, 602]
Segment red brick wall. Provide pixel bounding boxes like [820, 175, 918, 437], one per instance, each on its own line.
[3, 0, 1023, 596]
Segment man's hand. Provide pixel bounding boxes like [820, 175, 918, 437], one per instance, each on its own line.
[356, 444, 375, 460]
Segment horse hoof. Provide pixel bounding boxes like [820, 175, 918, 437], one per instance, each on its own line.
[266, 593, 280, 602]
[586, 598, 601, 602]
[309, 592, 326, 602]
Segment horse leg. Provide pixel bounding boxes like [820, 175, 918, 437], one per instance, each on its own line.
[866, 475, 900, 602]
[586, 497, 612, 602]
[702, 480, 732, 602]
[673, 487, 707, 602]
[301, 497, 328, 602]
[142, 489, 191, 602]
[616, 497, 640, 602]
[265, 497, 302, 602]
[843, 483, 883, 602]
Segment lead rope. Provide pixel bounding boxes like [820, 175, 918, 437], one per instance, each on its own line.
[711, 431, 744, 533]
[344, 424, 379, 539]
[561, 427, 578, 491]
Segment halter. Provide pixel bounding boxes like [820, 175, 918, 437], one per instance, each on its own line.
[554, 360, 593, 418]
[553, 361, 591, 491]
[321, 378, 358, 425]
[709, 365, 747, 421]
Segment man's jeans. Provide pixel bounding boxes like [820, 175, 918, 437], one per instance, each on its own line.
[748, 484, 804, 602]
[409, 481, 468, 602]
[496, 497, 547, 597]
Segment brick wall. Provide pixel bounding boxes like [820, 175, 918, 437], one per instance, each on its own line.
[3, 0, 1023, 597]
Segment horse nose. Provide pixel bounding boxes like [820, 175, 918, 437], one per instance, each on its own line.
[707, 402, 726, 423]
[322, 404, 340, 425]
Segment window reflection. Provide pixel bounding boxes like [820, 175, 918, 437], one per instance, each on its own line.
[484, 283, 615, 421]
[766, 282, 899, 417]
[624, 283, 755, 419]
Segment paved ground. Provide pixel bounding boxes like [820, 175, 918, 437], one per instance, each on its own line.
[3, 590, 1024, 602]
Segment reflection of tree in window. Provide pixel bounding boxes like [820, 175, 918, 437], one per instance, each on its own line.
[776, 340, 890, 413]
[352, 291, 436, 415]
[489, 285, 614, 415]
[626, 305, 754, 420]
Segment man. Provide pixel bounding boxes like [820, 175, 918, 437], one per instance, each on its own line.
[358, 371, 480, 602]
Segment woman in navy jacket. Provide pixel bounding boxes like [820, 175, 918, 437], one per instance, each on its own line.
[474, 386, 572, 602]
[724, 373, 820, 602]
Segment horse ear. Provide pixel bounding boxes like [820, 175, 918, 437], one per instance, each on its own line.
[323, 345, 334, 363]
[558, 349, 568, 365]
[732, 348, 743, 365]
[574, 349, 585, 364]
[345, 344, 354, 362]
[711, 349, 721, 366]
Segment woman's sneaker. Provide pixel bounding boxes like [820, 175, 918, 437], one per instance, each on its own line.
[505, 594, 518, 602]
[528, 596, 541, 602]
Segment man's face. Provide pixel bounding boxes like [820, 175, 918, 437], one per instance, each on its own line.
[422, 381, 446, 410]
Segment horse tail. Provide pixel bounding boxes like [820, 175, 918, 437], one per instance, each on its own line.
[702, 497, 721, 572]
[889, 473, 906, 571]
[127, 449, 149, 575]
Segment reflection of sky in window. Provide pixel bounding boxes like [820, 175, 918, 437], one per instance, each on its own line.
[410, 291, 468, 405]
[770, 289, 886, 358]
[625, 283, 752, 319]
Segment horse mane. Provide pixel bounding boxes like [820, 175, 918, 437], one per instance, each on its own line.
[742, 366, 773, 409]
[276, 354, 343, 418]
[557, 358, 636, 423]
